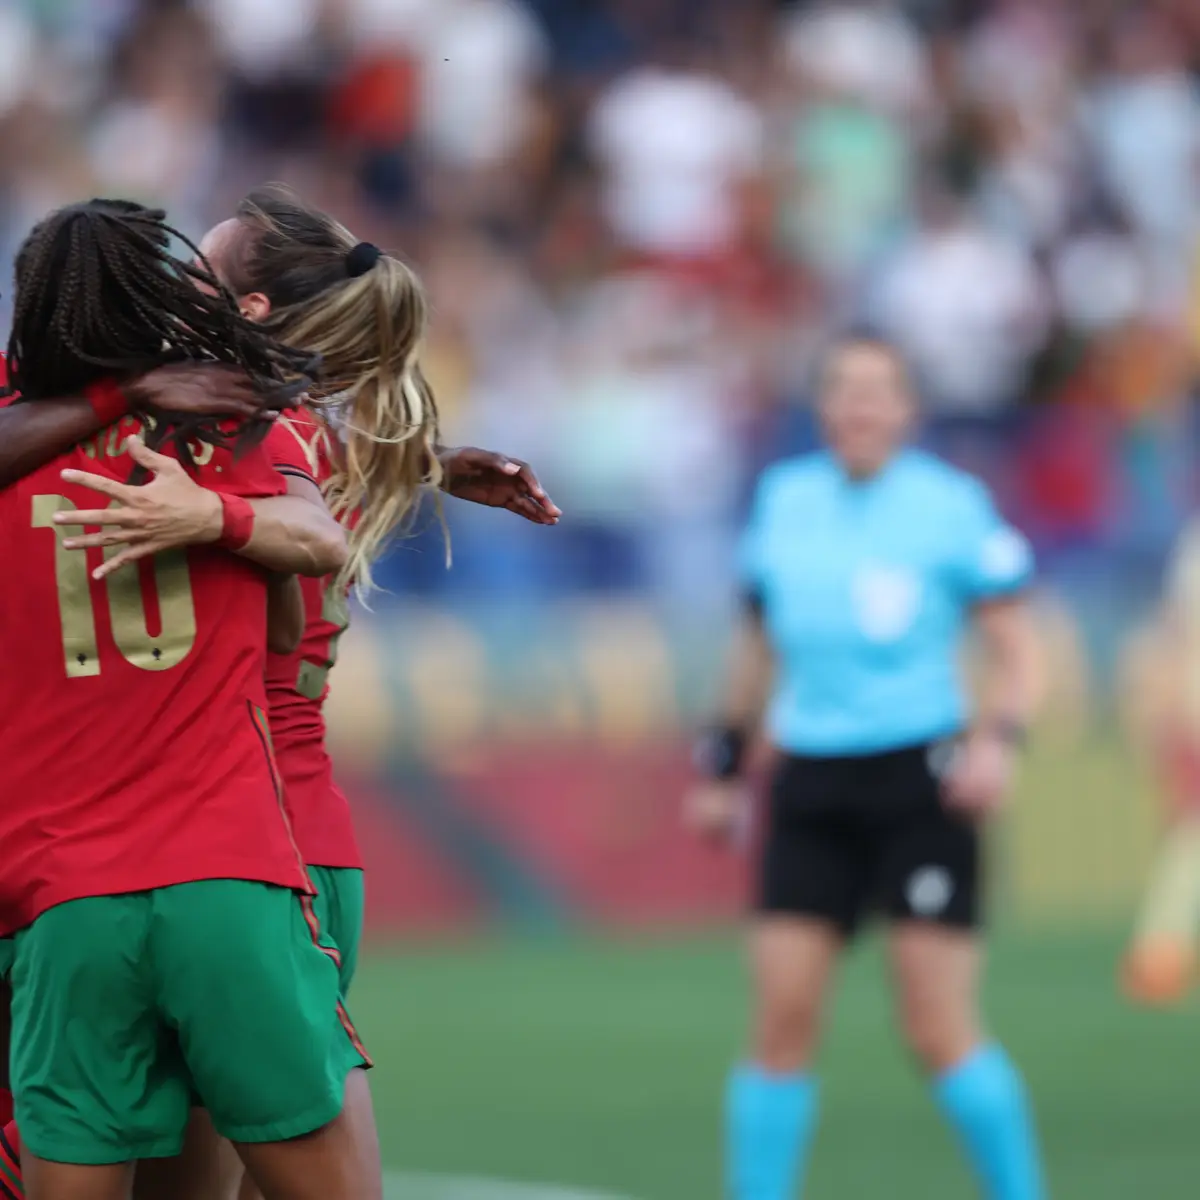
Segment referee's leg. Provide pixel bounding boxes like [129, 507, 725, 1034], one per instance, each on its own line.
[883, 797, 1045, 1200]
[727, 919, 837, 1200]
[889, 925, 1044, 1200]
[727, 754, 865, 1200]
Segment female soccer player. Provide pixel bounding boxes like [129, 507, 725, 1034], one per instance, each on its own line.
[57, 185, 560, 996]
[0, 188, 557, 1199]
[42, 188, 558, 1200]
[0, 200, 380, 1199]
[689, 333, 1046, 1200]
[1119, 515, 1200, 1005]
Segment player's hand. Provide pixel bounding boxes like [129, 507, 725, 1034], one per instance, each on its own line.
[125, 363, 290, 420]
[55, 438, 223, 579]
[685, 781, 750, 847]
[941, 731, 1017, 817]
[438, 447, 562, 525]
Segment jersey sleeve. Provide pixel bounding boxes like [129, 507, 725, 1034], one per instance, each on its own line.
[201, 443, 288, 500]
[264, 416, 320, 486]
[951, 480, 1034, 602]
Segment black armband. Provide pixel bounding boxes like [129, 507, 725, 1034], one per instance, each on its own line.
[693, 726, 748, 780]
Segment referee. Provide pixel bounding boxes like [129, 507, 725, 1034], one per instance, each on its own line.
[691, 333, 1046, 1200]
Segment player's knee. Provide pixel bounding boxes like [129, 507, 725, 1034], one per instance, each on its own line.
[896, 999, 976, 1073]
[751, 988, 822, 1072]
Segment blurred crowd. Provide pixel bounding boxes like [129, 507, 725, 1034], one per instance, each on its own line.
[1, 0, 1199, 618]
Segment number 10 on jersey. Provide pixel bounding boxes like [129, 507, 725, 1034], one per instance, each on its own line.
[33, 495, 199, 677]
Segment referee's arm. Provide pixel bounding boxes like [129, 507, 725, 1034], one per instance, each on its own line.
[946, 489, 1043, 813]
[958, 488, 1043, 740]
[719, 594, 775, 740]
[687, 470, 778, 840]
[714, 472, 779, 753]
[686, 596, 775, 843]
[971, 595, 1043, 739]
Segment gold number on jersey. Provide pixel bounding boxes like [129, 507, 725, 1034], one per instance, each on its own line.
[104, 543, 198, 671]
[32, 496, 101, 678]
[33, 495, 198, 677]
[295, 582, 350, 700]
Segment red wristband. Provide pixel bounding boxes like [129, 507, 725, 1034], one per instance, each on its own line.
[217, 494, 255, 550]
[83, 379, 129, 426]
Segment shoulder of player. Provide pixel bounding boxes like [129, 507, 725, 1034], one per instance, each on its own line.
[276, 406, 324, 439]
[752, 452, 834, 506]
[267, 409, 329, 483]
[897, 449, 992, 508]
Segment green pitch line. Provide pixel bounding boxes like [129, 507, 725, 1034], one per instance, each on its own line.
[384, 1173, 633, 1199]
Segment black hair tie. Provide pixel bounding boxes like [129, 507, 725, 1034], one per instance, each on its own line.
[346, 242, 382, 278]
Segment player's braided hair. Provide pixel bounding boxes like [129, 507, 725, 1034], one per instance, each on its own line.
[3, 198, 319, 466]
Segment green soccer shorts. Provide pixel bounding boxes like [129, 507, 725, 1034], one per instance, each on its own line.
[8, 880, 370, 1165]
[308, 865, 365, 995]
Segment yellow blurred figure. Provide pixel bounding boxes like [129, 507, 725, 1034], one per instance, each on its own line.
[1121, 517, 1200, 1005]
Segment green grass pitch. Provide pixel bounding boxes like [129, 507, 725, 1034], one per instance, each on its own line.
[354, 927, 1199, 1199]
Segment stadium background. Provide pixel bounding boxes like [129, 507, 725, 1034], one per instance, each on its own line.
[2, 0, 1200, 1195]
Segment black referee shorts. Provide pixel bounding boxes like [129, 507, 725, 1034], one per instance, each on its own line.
[756, 739, 980, 935]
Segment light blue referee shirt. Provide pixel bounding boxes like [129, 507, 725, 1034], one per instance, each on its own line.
[740, 448, 1033, 758]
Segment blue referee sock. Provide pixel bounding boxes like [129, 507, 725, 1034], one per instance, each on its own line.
[725, 1065, 818, 1200]
[934, 1044, 1045, 1200]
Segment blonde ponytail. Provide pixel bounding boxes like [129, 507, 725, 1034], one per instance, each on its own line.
[228, 185, 444, 600]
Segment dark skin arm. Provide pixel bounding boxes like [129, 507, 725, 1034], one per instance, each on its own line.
[0, 397, 107, 489]
[0, 364, 279, 490]
[266, 574, 305, 655]
[436, 446, 562, 525]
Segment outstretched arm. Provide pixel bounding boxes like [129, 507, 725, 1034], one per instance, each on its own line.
[55, 439, 348, 579]
[0, 365, 282, 489]
[437, 446, 562, 525]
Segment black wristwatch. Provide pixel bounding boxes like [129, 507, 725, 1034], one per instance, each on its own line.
[693, 726, 747, 780]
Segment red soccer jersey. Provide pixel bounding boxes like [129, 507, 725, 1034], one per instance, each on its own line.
[263, 411, 363, 870]
[0, 388, 312, 937]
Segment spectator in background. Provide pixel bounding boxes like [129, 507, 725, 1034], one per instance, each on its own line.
[776, 0, 922, 282]
[781, 0, 933, 118]
[0, 6, 36, 118]
[964, 0, 1081, 250]
[89, 6, 223, 226]
[0, 0, 1196, 612]
[870, 187, 1049, 416]
[416, 0, 549, 171]
[1083, 6, 1200, 308]
[553, 270, 745, 606]
[587, 39, 764, 259]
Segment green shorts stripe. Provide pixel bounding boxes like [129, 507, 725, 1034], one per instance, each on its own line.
[307, 865, 365, 996]
[0, 1126, 23, 1199]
